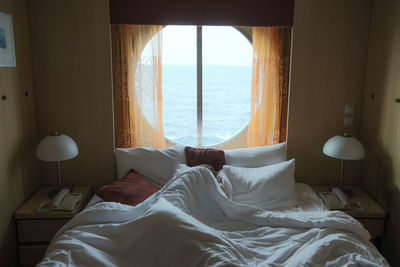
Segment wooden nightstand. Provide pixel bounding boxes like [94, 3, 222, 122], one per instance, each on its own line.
[15, 186, 92, 267]
[312, 186, 386, 239]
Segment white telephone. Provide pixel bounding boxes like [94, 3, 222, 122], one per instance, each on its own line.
[52, 188, 82, 211]
[319, 188, 350, 210]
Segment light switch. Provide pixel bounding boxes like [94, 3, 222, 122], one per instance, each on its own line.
[344, 104, 355, 115]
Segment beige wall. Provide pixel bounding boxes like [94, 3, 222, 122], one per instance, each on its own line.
[0, 0, 393, 264]
[360, 0, 400, 264]
[29, 0, 115, 187]
[29, 0, 372, 188]
[28, 0, 400, 264]
[0, 0, 39, 265]
[288, 0, 371, 185]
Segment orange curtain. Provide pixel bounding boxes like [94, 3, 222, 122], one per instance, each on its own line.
[247, 27, 291, 147]
[112, 25, 165, 148]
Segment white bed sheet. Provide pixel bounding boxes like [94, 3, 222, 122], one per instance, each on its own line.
[85, 193, 103, 208]
[41, 169, 386, 266]
[85, 183, 327, 211]
[84, 183, 328, 233]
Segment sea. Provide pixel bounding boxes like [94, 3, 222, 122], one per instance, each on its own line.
[162, 65, 252, 146]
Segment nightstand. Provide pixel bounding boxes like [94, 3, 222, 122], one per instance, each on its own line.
[15, 186, 92, 267]
[312, 186, 386, 239]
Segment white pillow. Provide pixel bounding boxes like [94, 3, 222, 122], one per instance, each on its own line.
[175, 163, 190, 174]
[161, 145, 186, 164]
[220, 159, 298, 209]
[115, 147, 177, 185]
[224, 142, 287, 168]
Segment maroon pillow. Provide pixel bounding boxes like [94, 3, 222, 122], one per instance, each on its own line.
[185, 146, 225, 171]
[96, 170, 160, 206]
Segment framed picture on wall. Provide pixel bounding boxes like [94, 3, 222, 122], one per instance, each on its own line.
[0, 11, 15, 67]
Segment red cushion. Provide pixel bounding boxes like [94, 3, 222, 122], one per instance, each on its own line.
[185, 146, 225, 171]
[96, 170, 160, 206]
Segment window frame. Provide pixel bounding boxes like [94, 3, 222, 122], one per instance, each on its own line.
[162, 25, 253, 147]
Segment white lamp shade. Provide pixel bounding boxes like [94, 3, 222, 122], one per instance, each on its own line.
[323, 135, 365, 160]
[36, 134, 79, 162]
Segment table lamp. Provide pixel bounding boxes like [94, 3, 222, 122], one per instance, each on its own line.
[36, 132, 79, 197]
[323, 133, 365, 196]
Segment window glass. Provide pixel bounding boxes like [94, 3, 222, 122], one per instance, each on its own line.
[162, 26, 197, 146]
[202, 26, 252, 146]
[141, 25, 253, 146]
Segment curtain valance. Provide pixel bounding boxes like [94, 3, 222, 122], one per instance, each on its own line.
[110, 0, 294, 26]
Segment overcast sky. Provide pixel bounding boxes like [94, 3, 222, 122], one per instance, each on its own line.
[153, 26, 253, 66]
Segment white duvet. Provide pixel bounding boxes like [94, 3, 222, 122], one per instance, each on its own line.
[39, 167, 388, 266]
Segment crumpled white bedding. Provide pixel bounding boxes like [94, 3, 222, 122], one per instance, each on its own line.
[84, 182, 326, 212]
[38, 167, 389, 267]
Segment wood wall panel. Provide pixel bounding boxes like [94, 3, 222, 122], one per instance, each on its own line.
[287, 0, 371, 185]
[0, 0, 40, 266]
[360, 0, 400, 264]
[29, 0, 372, 188]
[25, 0, 400, 265]
[29, 0, 115, 187]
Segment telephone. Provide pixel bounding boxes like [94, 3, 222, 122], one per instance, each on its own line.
[319, 188, 350, 210]
[52, 188, 82, 211]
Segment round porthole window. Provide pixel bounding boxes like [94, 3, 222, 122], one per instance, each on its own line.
[141, 25, 253, 147]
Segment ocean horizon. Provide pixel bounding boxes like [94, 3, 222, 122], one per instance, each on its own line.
[162, 64, 252, 146]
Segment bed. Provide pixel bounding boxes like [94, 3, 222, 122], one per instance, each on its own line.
[37, 144, 389, 266]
